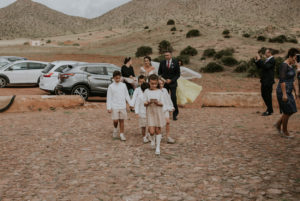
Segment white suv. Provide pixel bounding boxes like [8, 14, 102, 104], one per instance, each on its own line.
[39, 61, 86, 94]
[0, 60, 48, 88]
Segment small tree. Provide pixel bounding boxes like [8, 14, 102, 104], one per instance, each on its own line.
[222, 29, 230, 35]
[201, 62, 224, 73]
[186, 29, 201, 38]
[221, 56, 238, 66]
[136, 46, 153, 57]
[203, 48, 216, 57]
[153, 55, 165, 62]
[167, 19, 175, 25]
[158, 40, 173, 54]
[257, 36, 266, 41]
[171, 27, 177, 31]
[242, 33, 251, 38]
[176, 55, 190, 65]
[180, 46, 198, 56]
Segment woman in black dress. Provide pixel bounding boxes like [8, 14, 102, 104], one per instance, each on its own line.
[121, 57, 136, 96]
[275, 48, 299, 138]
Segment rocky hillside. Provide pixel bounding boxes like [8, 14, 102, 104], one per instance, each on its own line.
[92, 0, 300, 30]
[0, 0, 90, 39]
[1, 0, 299, 39]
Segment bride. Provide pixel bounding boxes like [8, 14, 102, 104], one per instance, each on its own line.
[151, 59, 202, 105]
[140, 56, 157, 77]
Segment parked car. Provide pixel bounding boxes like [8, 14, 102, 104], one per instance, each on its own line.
[0, 56, 27, 68]
[39, 61, 87, 94]
[0, 60, 48, 88]
[56, 63, 120, 100]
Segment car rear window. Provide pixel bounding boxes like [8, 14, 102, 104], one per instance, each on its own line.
[7, 58, 24, 62]
[42, 64, 55, 73]
[55, 65, 73, 73]
[0, 62, 9, 68]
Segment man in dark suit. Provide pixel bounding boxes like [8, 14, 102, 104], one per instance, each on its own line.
[158, 51, 180, 120]
[255, 49, 276, 116]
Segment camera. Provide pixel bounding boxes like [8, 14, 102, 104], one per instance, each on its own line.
[297, 54, 300, 63]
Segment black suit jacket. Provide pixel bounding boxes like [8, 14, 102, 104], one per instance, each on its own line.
[255, 57, 275, 85]
[158, 59, 181, 88]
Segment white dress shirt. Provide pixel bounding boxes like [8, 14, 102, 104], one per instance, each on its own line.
[130, 87, 146, 118]
[106, 82, 130, 110]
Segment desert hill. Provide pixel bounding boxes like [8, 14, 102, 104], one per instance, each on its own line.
[92, 0, 300, 30]
[1, 0, 300, 39]
[0, 0, 90, 39]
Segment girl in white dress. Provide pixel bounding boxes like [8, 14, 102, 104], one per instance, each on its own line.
[159, 78, 176, 144]
[144, 74, 165, 155]
[140, 56, 157, 78]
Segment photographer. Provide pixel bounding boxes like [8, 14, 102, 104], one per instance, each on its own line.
[255, 48, 275, 116]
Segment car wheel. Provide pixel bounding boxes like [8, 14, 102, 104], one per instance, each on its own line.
[0, 77, 7, 88]
[71, 85, 89, 100]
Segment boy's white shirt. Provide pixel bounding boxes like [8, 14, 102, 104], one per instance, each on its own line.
[130, 87, 146, 118]
[161, 88, 174, 112]
[106, 81, 131, 110]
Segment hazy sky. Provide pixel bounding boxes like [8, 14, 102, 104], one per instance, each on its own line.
[0, 0, 131, 18]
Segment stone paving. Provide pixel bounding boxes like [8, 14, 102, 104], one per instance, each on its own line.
[0, 106, 299, 201]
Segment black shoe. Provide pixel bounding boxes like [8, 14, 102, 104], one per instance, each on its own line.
[262, 111, 272, 116]
[173, 116, 178, 121]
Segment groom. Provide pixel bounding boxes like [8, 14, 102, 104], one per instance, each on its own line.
[158, 51, 180, 120]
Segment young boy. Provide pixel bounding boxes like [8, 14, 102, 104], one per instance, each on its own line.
[107, 71, 131, 141]
[130, 75, 150, 143]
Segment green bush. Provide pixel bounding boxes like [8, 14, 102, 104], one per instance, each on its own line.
[167, 19, 175, 25]
[200, 57, 206, 61]
[73, 43, 80, 46]
[153, 55, 165, 62]
[258, 47, 280, 55]
[135, 46, 153, 57]
[203, 48, 216, 57]
[257, 36, 266, 41]
[222, 29, 230, 35]
[171, 27, 177, 31]
[176, 55, 190, 65]
[46, 40, 51, 44]
[144, 26, 149, 29]
[234, 61, 249, 73]
[224, 35, 231, 39]
[180, 46, 198, 56]
[269, 35, 287, 43]
[214, 48, 235, 59]
[23, 42, 29, 46]
[221, 56, 238, 66]
[247, 58, 261, 77]
[158, 40, 173, 54]
[287, 38, 298, 44]
[242, 33, 251, 38]
[201, 62, 224, 73]
[186, 29, 201, 38]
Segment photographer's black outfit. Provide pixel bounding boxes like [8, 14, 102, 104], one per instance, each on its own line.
[255, 56, 276, 116]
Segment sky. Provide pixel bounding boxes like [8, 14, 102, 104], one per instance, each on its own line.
[0, 0, 131, 18]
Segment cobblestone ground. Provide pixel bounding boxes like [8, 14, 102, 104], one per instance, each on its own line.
[0, 106, 299, 201]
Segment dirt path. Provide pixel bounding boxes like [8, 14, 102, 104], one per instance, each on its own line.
[0, 107, 299, 200]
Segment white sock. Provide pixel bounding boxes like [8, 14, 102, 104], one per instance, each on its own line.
[114, 127, 118, 132]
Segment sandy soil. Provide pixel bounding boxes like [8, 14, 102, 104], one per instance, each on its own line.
[0, 107, 299, 201]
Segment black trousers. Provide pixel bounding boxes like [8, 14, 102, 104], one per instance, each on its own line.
[261, 83, 274, 113]
[165, 85, 179, 118]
